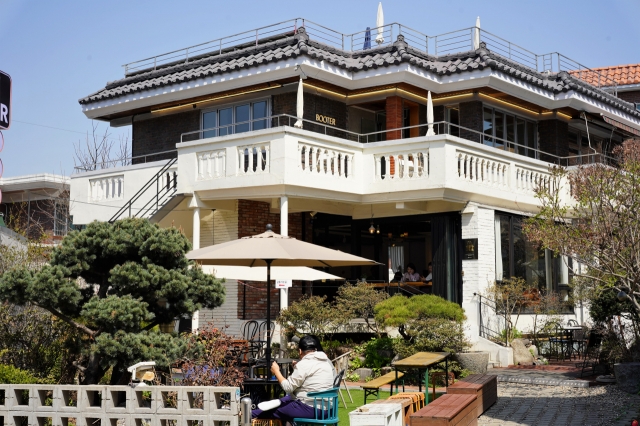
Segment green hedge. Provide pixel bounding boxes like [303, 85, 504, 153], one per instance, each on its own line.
[0, 364, 43, 384]
[375, 294, 465, 326]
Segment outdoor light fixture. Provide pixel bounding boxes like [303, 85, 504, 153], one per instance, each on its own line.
[369, 221, 376, 234]
[618, 290, 628, 301]
[376, 225, 380, 234]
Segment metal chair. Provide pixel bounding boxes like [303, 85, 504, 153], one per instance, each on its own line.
[331, 352, 354, 409]
[567, 319, 579, 326]
[576, 330, 603, 377]
[253, 321, 275, 359]
[292, 387, 339, 426]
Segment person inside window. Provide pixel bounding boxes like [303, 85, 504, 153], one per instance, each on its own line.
[252, 335, 335, 423]
[402, 263, 425, 282]
[424, 262, 433, 283]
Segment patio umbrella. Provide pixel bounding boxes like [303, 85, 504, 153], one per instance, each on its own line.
[363, 27, 372, 50]
[375, 2, 385, 45]
[426, 91, 435, 136]
[187, 224, 379, 367]
[473, 16, 481, 50]
[205, 265, 343, 281]
[294, 77, 304, 128]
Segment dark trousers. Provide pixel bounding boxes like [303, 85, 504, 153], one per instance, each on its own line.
[252, 395, 316, 422]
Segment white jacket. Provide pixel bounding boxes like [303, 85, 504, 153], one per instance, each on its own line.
[280, 351, 336, 406]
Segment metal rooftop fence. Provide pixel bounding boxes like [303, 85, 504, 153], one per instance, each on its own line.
[121, 18, 618, 94]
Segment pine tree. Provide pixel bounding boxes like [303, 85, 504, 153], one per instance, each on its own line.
[0, 218, 225, 384]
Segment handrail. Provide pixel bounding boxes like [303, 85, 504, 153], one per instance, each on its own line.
[73, 149, 177, 173]
[119, 19, 617, 94]
[475, 293, 508, 346]
[109, 158, 177, 223]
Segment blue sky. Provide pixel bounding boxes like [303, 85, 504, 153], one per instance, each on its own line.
[1, 0, 639, 178]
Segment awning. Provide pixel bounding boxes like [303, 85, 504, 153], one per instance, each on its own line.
[601, 114, 640, 137]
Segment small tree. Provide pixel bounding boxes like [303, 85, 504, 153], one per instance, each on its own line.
[484, 277, 530, 344]
[524, 139, 640, 316]
[0, 218, 225, 384]
[335, 281, 388, 337]
[375, 294, 469, 356]
[276, 295, 347, 342]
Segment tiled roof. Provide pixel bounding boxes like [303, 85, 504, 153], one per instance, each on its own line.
[570, 64, 640, 87]
[79, 29, 640, 119]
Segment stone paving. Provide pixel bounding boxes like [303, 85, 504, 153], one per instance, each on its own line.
[478, 382, 640, 426]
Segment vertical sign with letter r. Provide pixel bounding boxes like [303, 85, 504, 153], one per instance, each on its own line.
[0, 70, 11, 130]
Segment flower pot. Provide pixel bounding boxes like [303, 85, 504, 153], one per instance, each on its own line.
[453, 352, 490, 374]
[614, 362, 640, 394]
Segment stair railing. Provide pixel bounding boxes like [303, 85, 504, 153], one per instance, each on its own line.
[109, 158, 178, 223]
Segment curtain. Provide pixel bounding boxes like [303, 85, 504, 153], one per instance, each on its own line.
[495, 216, 503, 281]
[388, 246, 404, 281]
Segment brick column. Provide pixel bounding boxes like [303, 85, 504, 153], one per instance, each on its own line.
[459, 101, 483, 143]
[538, 119, 569, 163]
[386, 96, 404, 140]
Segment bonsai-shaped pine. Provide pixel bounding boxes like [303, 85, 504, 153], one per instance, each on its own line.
[0, 218, 225, 384]
[374, 294, 469, 357]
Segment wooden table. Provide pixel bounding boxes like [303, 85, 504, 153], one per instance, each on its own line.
[392, 352, 450, 405]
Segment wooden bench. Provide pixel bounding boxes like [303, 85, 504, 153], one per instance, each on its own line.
[446, 374, 497, 418]
[409, 394, 478, 426]
[371, 397, 414, 426]
[361, 371, 405, 404]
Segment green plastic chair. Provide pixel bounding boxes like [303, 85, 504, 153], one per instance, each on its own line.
[293, 388, 339, 426]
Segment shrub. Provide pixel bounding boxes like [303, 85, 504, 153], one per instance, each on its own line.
[363, 338, 395, 369]
[393, 318, 469, 358]
[335, 281, 388, 337]
[375, 294, 465, 327]
[276, 295, 347, 341]
[0, 364, 46, 384]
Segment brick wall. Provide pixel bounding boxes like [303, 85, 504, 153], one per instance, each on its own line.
[386, 96, 404, 140]
[272, 92, 348, 138]
[618, 90, 640, 105]
[538, 119, 569, 162]
[459, 101, 483, 143]
[132, 110, 200, 163]
[236, 200, 312, 320]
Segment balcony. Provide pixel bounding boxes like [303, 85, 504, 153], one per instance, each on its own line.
[70, 115, 574, 225]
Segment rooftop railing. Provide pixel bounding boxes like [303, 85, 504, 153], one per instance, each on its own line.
[121, 19, 618, 94]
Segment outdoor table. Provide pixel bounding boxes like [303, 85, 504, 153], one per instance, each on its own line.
[391, 351, 450, 405]
[563, 325, 583, 359]
[244, 358, 296, 404]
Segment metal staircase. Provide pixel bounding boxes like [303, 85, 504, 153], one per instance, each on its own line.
[109, 158, 183, 223]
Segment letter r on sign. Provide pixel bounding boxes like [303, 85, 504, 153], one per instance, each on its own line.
[0, 104, 7, 124]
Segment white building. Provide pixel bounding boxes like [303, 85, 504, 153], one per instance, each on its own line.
[70, 19, 640, 363]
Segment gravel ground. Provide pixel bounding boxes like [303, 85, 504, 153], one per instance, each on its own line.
[479, 382, 640, 426]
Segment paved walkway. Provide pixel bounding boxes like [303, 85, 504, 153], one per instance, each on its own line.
[478, 382, 640, 426]
[486, 365, 591, 387]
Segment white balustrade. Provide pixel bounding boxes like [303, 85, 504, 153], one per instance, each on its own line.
[515, 166, 551, 194]
[89, 175, 124, 202]
[456, 151, 509, 187]
[197, 150, 226, 180]
[374, 151, 429, 180]
[298, 142, 354, 178]
[238, 143, 270, 174]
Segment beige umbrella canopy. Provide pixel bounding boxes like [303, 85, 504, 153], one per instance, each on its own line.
[204, 265, 343, 281]
[187, 224, 378, 365]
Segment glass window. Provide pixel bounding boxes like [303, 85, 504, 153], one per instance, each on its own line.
[253, 101, 268, 130]
[218, 108, 233, 136]
[447, 107, 460, 137]
[506, 114, 515, 152]
[494, 111, 505, 150]
[483, 108, 494, 147]
[202, 111, 217, 139]
[516, 117, 526, 156]
[526, 121, 536, 159]
[235, 104, 250, 133]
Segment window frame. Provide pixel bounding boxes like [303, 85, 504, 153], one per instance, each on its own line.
[482, 105, 538, 159]
[200, 98, 271, 138]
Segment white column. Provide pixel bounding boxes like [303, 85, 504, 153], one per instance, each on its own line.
[280, 196, 289, 308]
[192, 207, 201, 250]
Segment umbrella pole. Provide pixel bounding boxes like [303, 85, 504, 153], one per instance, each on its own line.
[265, 259, 273, 371]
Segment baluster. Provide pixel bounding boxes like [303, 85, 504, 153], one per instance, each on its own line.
[264, 145, 270, 172]
[238, 148, 244, 174]
[247, 147, 254, 173]
[118, 177, 124, 198]
[375, 156, 381, 181]
[299, 145, 304, 170]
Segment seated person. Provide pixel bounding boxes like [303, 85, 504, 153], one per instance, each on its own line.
[252, 335, 335, 423]
[402, 263, 425, 282]
[423, 262, 433, 283]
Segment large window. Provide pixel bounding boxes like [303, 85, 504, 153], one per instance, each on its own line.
[567, 128, 604, 165]
[483, 106, 537, 158]
[201, 99, 269, 138]
[495, 213, 570, 296]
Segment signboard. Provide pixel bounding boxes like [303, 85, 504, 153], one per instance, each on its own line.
[462, 238, 478, 260]
[275, 279, 292, 289]
[0, 71, 11, 130]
